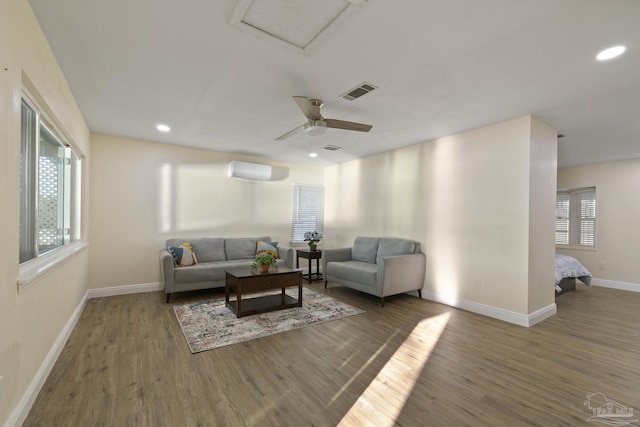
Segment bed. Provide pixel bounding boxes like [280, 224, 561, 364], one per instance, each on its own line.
[555, 254, 592, 296]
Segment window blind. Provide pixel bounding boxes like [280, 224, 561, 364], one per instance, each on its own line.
[555, 192, 570, 245]
[574, 189, 596, 246]
[291, 184, 324, 243]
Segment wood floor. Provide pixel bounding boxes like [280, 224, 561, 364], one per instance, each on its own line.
[23, 283, 640, 427]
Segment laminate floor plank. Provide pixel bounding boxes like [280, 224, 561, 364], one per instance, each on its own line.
[22, 284, 640, 426]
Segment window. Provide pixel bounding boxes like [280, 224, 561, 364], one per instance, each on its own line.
[20, 96, 82, 264]
[555, 187, 596, 247]
[291, 184, 324, 243]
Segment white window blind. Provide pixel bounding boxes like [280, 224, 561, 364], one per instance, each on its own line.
[291, 184, 324, 243]
[555, 192, 570, 245]
[555, 187, 596, 247]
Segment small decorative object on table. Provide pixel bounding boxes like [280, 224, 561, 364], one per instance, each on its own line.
[251, 252, 278, 274]
[304, 230, 322, 251]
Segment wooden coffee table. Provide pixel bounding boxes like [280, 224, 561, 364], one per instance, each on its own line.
[225, 266, 303, 318]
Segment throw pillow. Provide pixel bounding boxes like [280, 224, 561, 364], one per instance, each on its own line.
[256, 240, 279, 258]
[168, 242, 198, 267]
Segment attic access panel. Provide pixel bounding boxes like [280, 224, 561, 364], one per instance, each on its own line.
[229, 0, 367, 55]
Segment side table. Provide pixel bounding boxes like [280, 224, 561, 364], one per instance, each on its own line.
[296, 249, 323, 284]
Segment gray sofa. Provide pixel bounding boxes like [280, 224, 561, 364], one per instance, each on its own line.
[323, 236, 426, 307]
[160, 236, 293, 302]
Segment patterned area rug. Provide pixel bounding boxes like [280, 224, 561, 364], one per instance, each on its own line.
[174, 287, 365, 353]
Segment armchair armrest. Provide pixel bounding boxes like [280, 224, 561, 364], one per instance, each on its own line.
[278, 246, 294, 268]
[160, 249, 175, 292]
[322, 247, 352, 274]
[381, 253, 426, 297]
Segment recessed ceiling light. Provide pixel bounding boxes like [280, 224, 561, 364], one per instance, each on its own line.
[309, 152, 318, 158]
[596, 46, 626, 61]
[156, 124, 171, 132]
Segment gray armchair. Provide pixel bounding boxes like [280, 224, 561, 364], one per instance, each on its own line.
[323, 236, 426, 307]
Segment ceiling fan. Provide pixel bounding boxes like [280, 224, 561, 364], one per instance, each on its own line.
[275, 96, 372, 141]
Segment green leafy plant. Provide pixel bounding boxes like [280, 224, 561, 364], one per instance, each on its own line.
[250, 252, 278, 270]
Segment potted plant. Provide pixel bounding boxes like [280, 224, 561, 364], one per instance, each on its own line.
[304, 230, 323, 251]
[251, 252, 278, 273]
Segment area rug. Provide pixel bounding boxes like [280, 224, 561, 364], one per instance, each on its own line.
[174, 287, 365, 353]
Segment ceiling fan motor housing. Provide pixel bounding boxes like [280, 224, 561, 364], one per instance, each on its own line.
[304, 119, 327, 136]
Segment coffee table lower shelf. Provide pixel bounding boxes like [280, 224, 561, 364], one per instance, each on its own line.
[226, 294, 300, 318]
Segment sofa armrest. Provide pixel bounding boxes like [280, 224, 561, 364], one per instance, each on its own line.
[380, 253, 426, 297]
[322, 247, 352, 273]
[160, 249, 175, 293]
[278, 246, 294, 268]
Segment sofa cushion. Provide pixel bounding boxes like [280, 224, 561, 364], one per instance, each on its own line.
[174, 258, 288, 283]
[225, 238, 262, 260]
[168, 243, 198, 267]
[192, 238, 226, 262]
[174, 262, 220, 283]
[256, 240, 279, 258]
[174, 260, 243, 283]
[351, 237, 380, 264]
[376, 238, 416, 265]
[327, 260, 377, 287]
[167, 238, 225, 263]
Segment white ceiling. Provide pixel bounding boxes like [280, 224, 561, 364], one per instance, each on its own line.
[28, 0, 640, 167]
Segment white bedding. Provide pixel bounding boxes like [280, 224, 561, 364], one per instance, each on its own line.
[555, 254, 592, 292]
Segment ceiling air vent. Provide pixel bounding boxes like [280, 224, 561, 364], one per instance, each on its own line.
[340, 82, 377, 101]
[323, 145, 342, 151]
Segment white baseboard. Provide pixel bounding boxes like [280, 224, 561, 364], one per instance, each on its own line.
[421, 290, 557, 328]
[7, 291, 89, 427]
[7, 282, 163, 427]
[527, 304, 558, 327]
[86, 282, 163, 299]
[591, 278, 640, 293]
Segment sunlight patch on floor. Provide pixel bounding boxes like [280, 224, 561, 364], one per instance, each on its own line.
[337, 312, 451, 426]
[330, 330, 400, 405]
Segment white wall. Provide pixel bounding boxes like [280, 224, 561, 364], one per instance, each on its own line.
[325, 116, 557, 321]
[557, 159, 640, 288]
[88, 134, 324, 289]
[0, 1, 90, 425]
[527, 116, 558, 312]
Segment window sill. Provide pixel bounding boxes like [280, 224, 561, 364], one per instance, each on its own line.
[17, 241, 89, 293]
[555, 244, 596, 252]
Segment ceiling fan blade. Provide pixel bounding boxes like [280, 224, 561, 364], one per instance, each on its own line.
[325, 118, 372, 133]
[293, 96, 322, 120]
[275, 123, 305, 141]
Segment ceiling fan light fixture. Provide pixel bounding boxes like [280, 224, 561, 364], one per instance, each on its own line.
[304, 120, 327, 136]
[276, 96, 372, 141]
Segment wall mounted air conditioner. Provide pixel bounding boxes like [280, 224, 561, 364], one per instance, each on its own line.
[228, 161, 272, 181]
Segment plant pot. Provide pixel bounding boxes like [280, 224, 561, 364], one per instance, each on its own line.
[261, 264, 270, 273]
